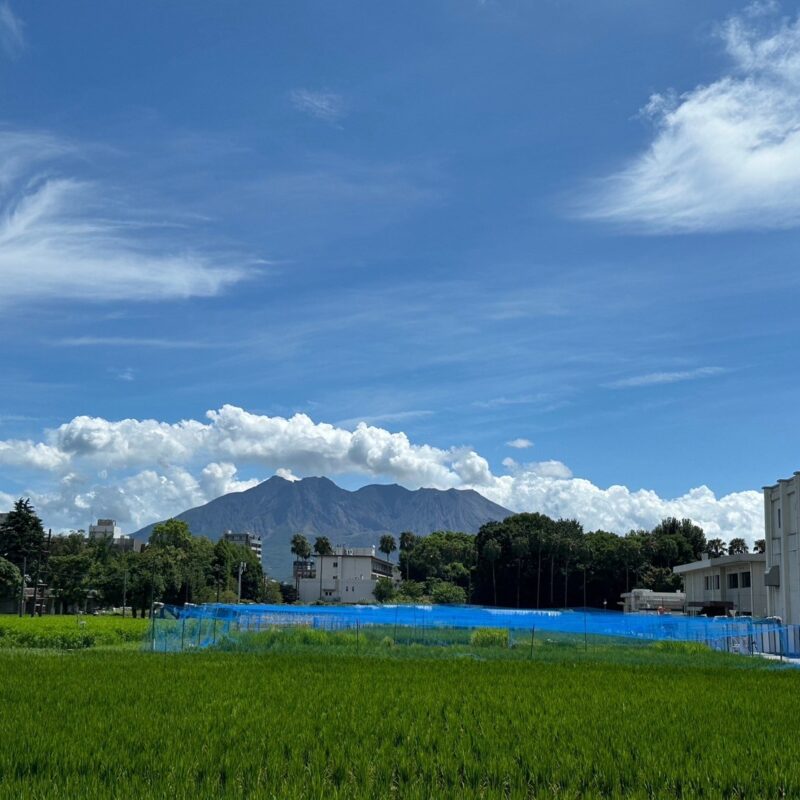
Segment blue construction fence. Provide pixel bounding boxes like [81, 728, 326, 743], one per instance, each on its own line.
[146, 602, 800, 659]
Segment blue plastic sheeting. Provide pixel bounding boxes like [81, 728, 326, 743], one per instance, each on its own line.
[154, 602, 789, 651]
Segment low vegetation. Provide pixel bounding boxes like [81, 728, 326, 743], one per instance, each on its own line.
[0, 615, 147, 649]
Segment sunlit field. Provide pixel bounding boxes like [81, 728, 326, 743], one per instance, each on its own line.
[0, 621, 797, 799]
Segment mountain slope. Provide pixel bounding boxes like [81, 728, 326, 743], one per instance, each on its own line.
[133, 476, 512, 578]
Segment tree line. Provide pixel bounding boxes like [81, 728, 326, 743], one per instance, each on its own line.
[0, 499, 280, 615]
[0, 497, 761, 612]
[377, 515, 760, 608]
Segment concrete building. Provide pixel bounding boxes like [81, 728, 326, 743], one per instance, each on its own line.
[673, 553, 767, 617]
[621, 588, 686, 613]
[89, 519, 123, 539]
[87, 519, 144, 553]
[297, 545, 399, 603]
[763, 472, 800, 624]
[222, 531, 262, 562]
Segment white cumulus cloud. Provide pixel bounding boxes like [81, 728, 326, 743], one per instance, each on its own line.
[0, 405, 765, 544]
[506, 438, 533, 449]
[583, 6, 800, 232]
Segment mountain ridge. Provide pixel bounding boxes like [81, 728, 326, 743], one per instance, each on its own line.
[133, 476, 512, 578]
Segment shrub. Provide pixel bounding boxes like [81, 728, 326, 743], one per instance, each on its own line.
[430, 581, 466, 605]
[470, 627, 509, 649]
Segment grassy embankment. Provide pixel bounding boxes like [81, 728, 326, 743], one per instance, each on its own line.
[0, 615, 797, 798]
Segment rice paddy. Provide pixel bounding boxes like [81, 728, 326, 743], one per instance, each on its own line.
[0, 617, 797, 799]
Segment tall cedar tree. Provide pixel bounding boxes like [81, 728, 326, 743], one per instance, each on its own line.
[0, 498, 45, 570]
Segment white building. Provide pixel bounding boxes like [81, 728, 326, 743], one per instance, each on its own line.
[89, 518, 122, 539]
[87, 519, 144, 553]
[297, 545, 399, 604]
[673, 553, 767, 617]
[620, 588, 686, 614]
[222, 530, 262, 562]
[763, 472, 800, 623]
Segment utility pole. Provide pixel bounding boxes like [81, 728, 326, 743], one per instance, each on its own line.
[31, 529, 51, 617]
[18, 556, 26, 617]
[121, 567, 128, 619]
[237, 562, 247, 604]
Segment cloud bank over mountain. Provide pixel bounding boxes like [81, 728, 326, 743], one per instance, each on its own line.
[0, 405, 762, 543]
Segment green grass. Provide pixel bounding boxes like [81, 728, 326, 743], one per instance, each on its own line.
[0, 641, 796, 798]
[0, 615, 148, 650]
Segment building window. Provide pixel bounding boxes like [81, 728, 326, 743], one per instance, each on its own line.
[741, 571, 751, 588]
[704, 576, 710, 591]
[333, 562, 338, 568]
[728, 573, 739, 589]
[778, 508, 782, 529]
[714, 575, 720, 590]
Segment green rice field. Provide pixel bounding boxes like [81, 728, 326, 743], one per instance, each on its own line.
[0, 616, 798, 798]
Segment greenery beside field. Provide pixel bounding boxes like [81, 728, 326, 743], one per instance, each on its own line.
[0, 644, 796, 799]
[0, 615, 147, 650]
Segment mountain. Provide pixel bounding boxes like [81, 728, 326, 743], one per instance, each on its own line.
[133, 476, 512, 578]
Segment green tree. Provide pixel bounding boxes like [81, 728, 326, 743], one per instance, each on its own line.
[728, 537, 748, 555]
[430, 580, 466, 605]
[707, 538, 727, 558]
[0, 498, 45, 570]
[290, 533, 311, 594]
[263, 579, 283, 604]
[0, 556, 21, 600]
[511, 535, 528, 609]
[651, 518, 707, 561]
[398, 531, 417, 580]
[149, 519, 193, 550]
[483, 539, 501, 606]
[379, 534, 397, 563]
[313, 536, 334, 601]
[373, 576, 395, 603]
[48, 554, 92, 613]
[754, 538, 766, 554]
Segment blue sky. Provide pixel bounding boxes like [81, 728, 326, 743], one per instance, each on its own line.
[0, 0, 797, 540]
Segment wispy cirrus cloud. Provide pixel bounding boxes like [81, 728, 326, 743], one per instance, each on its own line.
[55, 337, 220, 349]
[0, 129, 251, 307]
[290, 89, 346, 122]
[607, 366, 727, 389]
[0, 3, 24, 59]
[582, 4, 800, 232]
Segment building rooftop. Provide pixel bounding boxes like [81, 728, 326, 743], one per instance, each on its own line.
[673, 552, 766, 574]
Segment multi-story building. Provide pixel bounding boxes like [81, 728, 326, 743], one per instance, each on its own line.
[297, 545, 399, 604]
[88, 519, 122, 539]
[673, 553, 767, 617]
[763, 472, 800, 624]
[222, 531, 262, 562]
[87, 519, 145, 553]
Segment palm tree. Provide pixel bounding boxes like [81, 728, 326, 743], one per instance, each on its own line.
[483, 539, 501, 606]
[313, 536, 333, 600]
[379, 535, 397, 564]
[511, 535, 528, 609]
[399, 532, 416, 580]
[290, 533, 311, 595]
[728, 537, 748, 555]
[707, 538, 727, 558]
